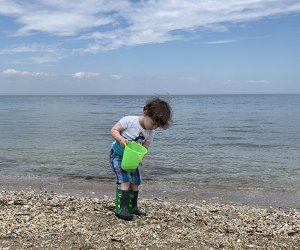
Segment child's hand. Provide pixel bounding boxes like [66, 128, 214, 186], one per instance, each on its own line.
[120, 138, 128, 147]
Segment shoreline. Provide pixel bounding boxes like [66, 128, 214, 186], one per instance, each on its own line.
[1, 174, 299, 210]
[0, 190, 299, 249]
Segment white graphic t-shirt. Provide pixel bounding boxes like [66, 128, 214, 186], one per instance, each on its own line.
[112, 116, 155, 155]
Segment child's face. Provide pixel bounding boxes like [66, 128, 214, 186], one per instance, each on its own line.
[143, 115, 158, 130]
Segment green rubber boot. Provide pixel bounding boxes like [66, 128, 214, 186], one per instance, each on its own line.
[115, 189, 133, 221]
[128, 190, 146, 216]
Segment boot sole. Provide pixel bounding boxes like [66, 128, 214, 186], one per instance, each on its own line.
[132, 212, 146, 216]
[116, 214, 133, 221]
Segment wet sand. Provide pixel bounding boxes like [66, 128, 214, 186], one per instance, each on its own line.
[1, 174, 299, 209]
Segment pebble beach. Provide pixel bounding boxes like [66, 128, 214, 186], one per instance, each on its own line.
[0, 190, 299, 250]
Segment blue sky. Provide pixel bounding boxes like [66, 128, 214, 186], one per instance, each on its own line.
[0, 0, 300, 95]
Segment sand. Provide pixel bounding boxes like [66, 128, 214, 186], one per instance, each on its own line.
[0, 190, 299, 249]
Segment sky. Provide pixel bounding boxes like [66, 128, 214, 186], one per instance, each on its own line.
[0, 0, 300, 95]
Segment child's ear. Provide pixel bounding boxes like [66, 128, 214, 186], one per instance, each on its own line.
[143, 110, 148, 116]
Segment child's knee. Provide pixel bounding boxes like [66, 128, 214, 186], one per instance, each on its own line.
[130, 183, 139, 191]
[119, 182, 130, 190]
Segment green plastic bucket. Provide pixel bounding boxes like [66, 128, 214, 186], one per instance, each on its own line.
[121, 142, 148, 172]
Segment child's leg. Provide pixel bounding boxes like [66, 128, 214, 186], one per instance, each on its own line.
[128, 167, 146, 216]
[115, 188, 133, 220]
[109, 149, 131, 188]
[130, 183, 139, 191]
[109, 149, 133, 220]
[119, 182, 130, 190]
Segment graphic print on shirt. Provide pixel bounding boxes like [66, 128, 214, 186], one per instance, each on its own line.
[134, 132, 145, 144]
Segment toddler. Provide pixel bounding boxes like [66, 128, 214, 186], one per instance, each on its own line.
[109, 97, 172, 220]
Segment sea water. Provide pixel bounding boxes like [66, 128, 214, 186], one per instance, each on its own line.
[0, 95, 299, 195]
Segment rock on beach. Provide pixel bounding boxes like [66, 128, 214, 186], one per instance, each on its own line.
[0, 191, 299, 249]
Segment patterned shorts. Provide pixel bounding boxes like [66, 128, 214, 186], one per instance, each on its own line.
[109, 149, 141, 185]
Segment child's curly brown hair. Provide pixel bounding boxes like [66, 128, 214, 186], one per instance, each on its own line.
[143, 97, 172, 129]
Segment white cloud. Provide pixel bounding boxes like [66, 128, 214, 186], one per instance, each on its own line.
[178, 76, 201, 82]
[80, 0, 300, 50]
[205, 39, 238, 45]
[1, 68, 48, 77]
[0, 44, 59, 55]
[245, 80, 270, 84]
[0, 44, 67, 63]
[0, 0, 120, 36]
[1, 0, 300, 59]
[72, 72, 100, 79]
[111, 74, 123, 80]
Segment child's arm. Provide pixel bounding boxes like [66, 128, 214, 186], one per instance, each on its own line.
[111, 122, 128, 147]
